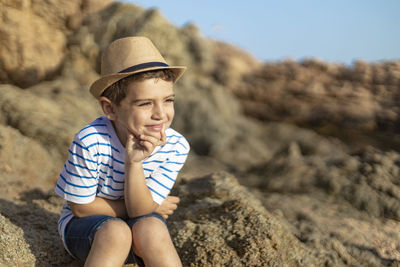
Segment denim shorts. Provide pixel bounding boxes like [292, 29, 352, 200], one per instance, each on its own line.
[64, 212, 167, 265]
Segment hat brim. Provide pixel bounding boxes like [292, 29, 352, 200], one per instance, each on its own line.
[89, 66, 186, 99]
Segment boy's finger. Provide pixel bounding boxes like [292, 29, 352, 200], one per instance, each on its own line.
[140, 134, 160, 145]
[160, 129, 167, 145]
[169, 203, 178, 210]
[140, 140, 155, 152]
[125, 134, 135, 149]
[167, 196, 180, 203]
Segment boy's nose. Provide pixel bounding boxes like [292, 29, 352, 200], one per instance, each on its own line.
[152, 104, 165, 120]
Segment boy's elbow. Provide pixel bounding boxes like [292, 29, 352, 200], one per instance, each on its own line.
[69, 202, 87, 218]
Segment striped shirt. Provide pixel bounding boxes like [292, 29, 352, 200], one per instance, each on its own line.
[55, 116, 189, 252]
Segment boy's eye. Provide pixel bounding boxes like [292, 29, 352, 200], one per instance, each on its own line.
[166, 98, 175, 103]
[137, 102, 151, 107]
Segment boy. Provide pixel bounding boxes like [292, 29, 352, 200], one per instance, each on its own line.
[55, 36, 189, 266]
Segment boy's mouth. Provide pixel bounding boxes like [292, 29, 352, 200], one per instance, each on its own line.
[145, 123, 163, 132]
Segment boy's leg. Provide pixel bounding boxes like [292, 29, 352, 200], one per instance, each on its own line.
[85, 219, 132, 267]
[130, 215, 182, 267]
[65, 215, 133, 267]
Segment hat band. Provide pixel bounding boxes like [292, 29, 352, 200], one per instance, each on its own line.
[118, 62, 169, 73]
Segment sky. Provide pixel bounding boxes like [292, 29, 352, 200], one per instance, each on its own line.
[122, 1, 400, 64]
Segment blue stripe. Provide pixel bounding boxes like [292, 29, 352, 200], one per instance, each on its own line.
[98, 170, 124, 184]
[102, 184, 124, 191]
[93, 153, 111, 158]
[157, 150, 179, 154]
[167, 134, 181, 138]
[143, 168, 153, 172]
[64, 165, 96, 179]
[147, 175, 171, 190]
[166, 161, 184, 165]
[94, 153, 124, 165]
[81, 132, 110, 141]
[148, 186, 165, 199]
[69, 149, 97, 164]
[166, 141, 188, 149]
[67, 160, 97, 172]
[143, 160, 163, 164]
[80, 124, 107, 132]
[56, 184, 96, 198]
[99, 162, 113, 169]
[97, 185, 121, 198]
[59, 173, 97, 188]
[87, 142, 120, 153]
[114, 158, 124, 165]
[176, 153, 188, 156]
[114, 169, 124, 175]
[98, 162, 123, 174]
[159, 166, 176, 173]
[73, 141, 89, 151]
[161, 173, 175, 182]
[99, 191, 120, 198]
[178, 142, 188, 149]
[58, 213, 73, 227]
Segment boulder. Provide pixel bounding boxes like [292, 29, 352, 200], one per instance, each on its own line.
[0, 0, 112, 87]
[170, 172, 325, 266]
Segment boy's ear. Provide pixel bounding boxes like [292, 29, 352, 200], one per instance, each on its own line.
[99, 97, 117, 121]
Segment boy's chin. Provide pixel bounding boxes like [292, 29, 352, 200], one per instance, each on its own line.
[142, 128, 162, 139]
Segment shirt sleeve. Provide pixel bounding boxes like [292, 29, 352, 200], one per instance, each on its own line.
[146, 136, 190, 204]
[55, 135, 99, 204]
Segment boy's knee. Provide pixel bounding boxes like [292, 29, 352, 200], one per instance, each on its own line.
[132, 217, 170, 252]
[96, 219, 132, 248]
[132, 217, 181, 266]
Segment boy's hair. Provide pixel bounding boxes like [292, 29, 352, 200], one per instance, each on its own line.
[101, 69, 177, 105]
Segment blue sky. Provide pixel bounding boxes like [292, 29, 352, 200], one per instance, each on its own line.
[122, 1, 400, 64]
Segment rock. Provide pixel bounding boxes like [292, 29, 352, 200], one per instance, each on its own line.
[0, 125, 60, 199]
[231, 58, 400, 151]
[0, 82, 102, 157]
[0, 171, 325, 266]
[262, 193, 400, 266]
[211, 40, 261, 87]
[0, 0, 112, 87]
[0, 194, 77, 266]
[0, 213, 36, 266]
[169, 172, 325, 266]
[0, 4, 66, 87]
[173, 77, 273, 169]
[240, 142, 400, 221]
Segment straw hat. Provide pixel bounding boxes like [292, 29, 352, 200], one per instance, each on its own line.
[89, 36, 186, 99]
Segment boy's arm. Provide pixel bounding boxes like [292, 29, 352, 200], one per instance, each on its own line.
[69, 190, 179, 219]
[124, 161, 159, 217]
[123, 132, 166, 217]
[69, 197, 127, 218]
[124, 162, 180, 218]
[123, 130, 183, 218]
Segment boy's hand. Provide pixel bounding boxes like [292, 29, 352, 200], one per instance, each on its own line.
[125, 128, 166, 163]
[155, 196, 180, 219]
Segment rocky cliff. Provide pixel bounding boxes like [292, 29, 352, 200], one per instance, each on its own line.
[0, 1, 399, 266]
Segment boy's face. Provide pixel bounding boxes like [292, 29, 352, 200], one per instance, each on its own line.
[109, 78, 175, 146]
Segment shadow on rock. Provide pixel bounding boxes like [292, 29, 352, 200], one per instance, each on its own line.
[0, 189, 79, 266]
